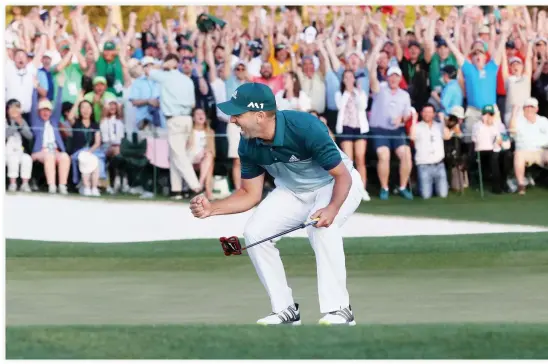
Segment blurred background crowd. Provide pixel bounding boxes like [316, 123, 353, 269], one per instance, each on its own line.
[5, 5, 548, 201]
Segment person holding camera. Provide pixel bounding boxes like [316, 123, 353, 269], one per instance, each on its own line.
[430, 65, 463, 117]
[409, 104, 453, 199]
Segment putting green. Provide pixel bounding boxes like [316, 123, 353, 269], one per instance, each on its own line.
[6, 233, 548, 358]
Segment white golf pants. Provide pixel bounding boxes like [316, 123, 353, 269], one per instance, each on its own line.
[243, 168, 363, 314]
[6, 151, 33, 180]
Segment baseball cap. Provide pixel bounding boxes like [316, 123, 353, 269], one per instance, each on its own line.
[347, 50, 364, 61]
[93, 76, 107, 85]
[387, 66, 402, 77]
[103, 41, 116, 51]
[38, 99, 53, 110]
[177, 44, 193, 52]
[441, 65, 457, 78]
[436, 38, 448, 48]
[408, 40, 421, 49]
[275, 43, 287, 51]
[505, 40, 515, 49]
[523, 97, 539, 108]
[509, 56, 523, 65]
[535, 36, 548, 45]
[479, 25, 490, 35]
[449, 106, 465, 119]
[103, 96, 119, 106]
[482, 105, 495, 115]
[217, 83, 276, 116]
[141, 56, 156, 66]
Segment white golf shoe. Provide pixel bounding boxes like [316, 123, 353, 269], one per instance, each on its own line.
[257, 303, 301, 326]
[318, 306, 356, 326]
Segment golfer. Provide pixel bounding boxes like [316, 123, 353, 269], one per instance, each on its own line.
[190, 83, 363, 326]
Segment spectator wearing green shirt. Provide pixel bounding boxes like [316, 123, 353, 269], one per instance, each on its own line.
[96, 41, 124, 98]
[429, 38, 458, 92]
[52, 39, 88, 105]
[84, 76, 116, 121]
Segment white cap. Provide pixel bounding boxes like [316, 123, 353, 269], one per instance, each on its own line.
[523, 97, 539, 108]
[141, 56, 156, 67]
[38, 99, 53, 110]
[103, 97, 120, 106]
[449, 105, 465, 119]
[535, 36, 548, 45]
[509, 56, 523, 65]
[387, 66, 402, 77]
[479, 25, 490, 34]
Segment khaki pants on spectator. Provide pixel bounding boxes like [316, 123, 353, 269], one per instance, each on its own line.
[167, 115, 201, 193]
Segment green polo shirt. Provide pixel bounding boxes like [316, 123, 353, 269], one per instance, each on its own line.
[239, 110, 353, 193]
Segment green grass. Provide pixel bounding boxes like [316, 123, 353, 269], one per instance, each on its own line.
[7, 233, 548, 359]
[357, 188, 548, 227]
[7, 324, 548, 359]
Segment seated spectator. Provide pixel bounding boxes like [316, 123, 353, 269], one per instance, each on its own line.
[369, 62, 414, 200]
[409, 104, 451, 199]
[335, 70, 370, 201]
[84, 76, 117, 121]
[66, 92, 105, 197]
[5, 99, 33, 192]
[187, 108, 215, 200]
[509, 98, 548, 195]
[275, 71, 311, 111]
[100, 98, 127, 194]
[29, 78, 71, 195]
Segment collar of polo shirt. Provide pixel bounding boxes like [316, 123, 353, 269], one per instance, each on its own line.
[256, 111, 286, 147]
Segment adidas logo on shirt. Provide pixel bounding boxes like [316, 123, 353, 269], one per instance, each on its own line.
[289, 155, 300, 162]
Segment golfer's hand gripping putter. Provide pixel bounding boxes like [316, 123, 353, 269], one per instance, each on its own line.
[219, 218, 320, 256]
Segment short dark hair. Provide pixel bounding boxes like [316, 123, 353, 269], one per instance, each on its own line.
[422, 103, 436, 112]
[164, 53, 180, 64]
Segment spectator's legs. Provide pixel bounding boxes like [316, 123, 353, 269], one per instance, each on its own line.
[417, 165, 433, 199]
[32, 151, 57, 187]
[434, 163, 449, 198]
[56, 152, 71, 186]
[395, 145, 412, 189]
[353, 140, 367, 187]
[167, 116, 201, 193]
[198, 151, 214, 191]
[340, 141, 354, 165]
[513, 151, 527, 192]
[20, 153, 32, 184]
[82, 173, 91, 188]
[6, 152, 22, 188]
[232, 158, 241, 190]
[91, 167, 100, 188]
[376, 147, 391, 190]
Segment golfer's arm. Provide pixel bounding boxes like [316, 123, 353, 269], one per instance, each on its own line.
[210, 174, 265, 216]
[327, 162, 352, 212]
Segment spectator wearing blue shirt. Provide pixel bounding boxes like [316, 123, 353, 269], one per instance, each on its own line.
[442, 24, 511, 143]
[430, 65, 463, 117]
[129, 56, 164, 130]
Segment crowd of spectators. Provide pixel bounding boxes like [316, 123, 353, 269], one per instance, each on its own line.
[5, 5, 548, 201]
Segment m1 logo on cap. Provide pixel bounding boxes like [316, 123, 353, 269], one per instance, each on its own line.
[232, 90, 238, 99]
[247, 102, 264, 109]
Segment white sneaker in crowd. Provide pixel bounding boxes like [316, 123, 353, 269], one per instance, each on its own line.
[140, 191, 154, 199]
[48, 184, 57, 194]
[91, 187, 101, 197]
[257, 303, 301, 326]
[318, 306, 356, 326]
[19, 183, 32, 193]
[58, 184, 68, 195]
[361, 188, 371, 202]
[82, 187, 92, 197]
[8, 184, 18, 192]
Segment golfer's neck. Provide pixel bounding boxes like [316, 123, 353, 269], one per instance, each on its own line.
[260, 118, 276, 143]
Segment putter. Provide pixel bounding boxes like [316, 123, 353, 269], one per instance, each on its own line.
[220, 218, 320, 256]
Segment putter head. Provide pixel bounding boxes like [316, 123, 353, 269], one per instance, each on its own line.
[219, 236, 243, 256]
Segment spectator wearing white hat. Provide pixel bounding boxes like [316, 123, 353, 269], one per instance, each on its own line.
[129, 56, 162, 130]
[370, 62, 414, 201]
[30, 75, 71, 195]
[502, 32, 534, 126]
[409, 104, 452, 199]
[509, 98, 548, 195]
[5, 99, 33, 193]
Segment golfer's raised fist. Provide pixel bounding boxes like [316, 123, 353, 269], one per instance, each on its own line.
[190, 194, 212, 219]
